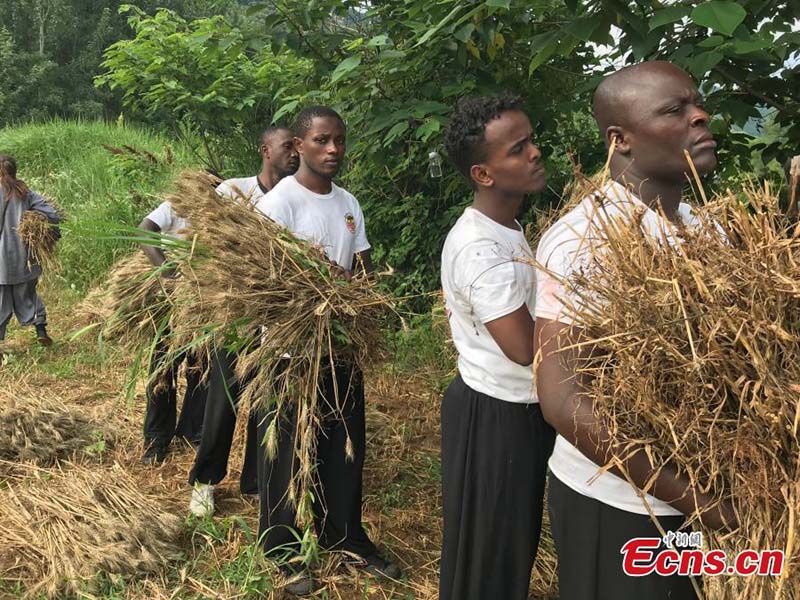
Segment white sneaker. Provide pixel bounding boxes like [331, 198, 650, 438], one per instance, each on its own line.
[189, 482, 215, 517]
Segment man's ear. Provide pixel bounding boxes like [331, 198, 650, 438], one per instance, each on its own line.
[605, 126, 631, 155]
[293, 136, 304, 156]
[469, 163, 493, 189]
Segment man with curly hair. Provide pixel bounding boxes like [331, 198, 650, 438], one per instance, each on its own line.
[439, 95, 555, 600]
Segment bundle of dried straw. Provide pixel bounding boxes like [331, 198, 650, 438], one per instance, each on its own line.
[0, 463, 183, 598]
[542, 178, 800, 598]
[0, 384, 110, 478]
[113, 170, 394, 527]
[16, 209, 60, 272]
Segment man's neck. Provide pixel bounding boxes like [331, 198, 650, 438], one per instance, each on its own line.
[611, 165, 683, 224]
[294, 164, 332, 195]
[257, 165, 282, 192]
[471, 189, 524, 230]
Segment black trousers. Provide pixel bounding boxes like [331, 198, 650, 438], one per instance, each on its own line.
[549, 474, 700, 600]
[257, 360, 376, 558]
[188, 347, 259, 494]
[143, 341, 207, 448]
[439, 374, 555, 600]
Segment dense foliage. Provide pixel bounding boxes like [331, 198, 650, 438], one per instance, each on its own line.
[3, 0, 798, 305]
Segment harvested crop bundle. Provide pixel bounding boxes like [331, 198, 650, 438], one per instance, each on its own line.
[0, 463, 184, 598]
[79, 252, 178, 347]
[543, 179, 799, 598]
[0, 384, 109, 478]
[148, 170, 394, 525]
[16, 209, 60, 272]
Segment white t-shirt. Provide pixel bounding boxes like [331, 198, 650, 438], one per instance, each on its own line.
[254, 175, 370, 269]
[216, 176, 270, 205]
[441, 207, 537, 404]
[535, 180, 701, 516]
[145, 201, 188, 238]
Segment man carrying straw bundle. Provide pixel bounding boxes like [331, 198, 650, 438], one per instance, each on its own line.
[138, 199, 208, 464]
[189, 126, 299, 516]
[438, 95, 555, 600]
[0, 154, 59, 347]
[534, 61, 736, 600]
[254, 106, 400, 596]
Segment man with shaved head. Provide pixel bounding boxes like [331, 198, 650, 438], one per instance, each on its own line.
[533, 61, 734, 599]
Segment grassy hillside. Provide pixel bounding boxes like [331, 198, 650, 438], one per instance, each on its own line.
[0, 119, 197, 291]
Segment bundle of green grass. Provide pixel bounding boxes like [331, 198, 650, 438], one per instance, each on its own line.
[543, 179, 799, 598]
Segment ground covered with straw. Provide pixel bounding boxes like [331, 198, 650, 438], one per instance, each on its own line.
[544, 181, 800, 598]
[0, 280, 558, 598]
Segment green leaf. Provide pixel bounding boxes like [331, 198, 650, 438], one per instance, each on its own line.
[687, 50, 723, 76]
[730, 38, 769, 54]
[378, 49, 406, 60]
[697, 35, 724, 48]
[691, 1, 746, 37]
[272, 99, 299, 124]
[330, 55, 362, 83]
[565, 15, 603, 42]
[383, 121, 409, 145]
[414, 4, 465, 47]
[367, 35, 391, 47]
[485, 0, 511, 8]
[454, 23, 475, 43]
[415, 119, 441, 141]
[649, 6, 689, 30]
[528, 42, 558, 76]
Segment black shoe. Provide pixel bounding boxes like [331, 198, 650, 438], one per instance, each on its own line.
[343, 553, 402, 580]
[141, 442, 168, 465]
[35, 325, 53, 347]
[279, 565, 321, 597]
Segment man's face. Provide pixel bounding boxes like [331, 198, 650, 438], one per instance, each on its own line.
[296, 116, 346, 179]
[261, 129, 299, 177]
[620, 64, 717, 181]
[477, 109, 546, 195]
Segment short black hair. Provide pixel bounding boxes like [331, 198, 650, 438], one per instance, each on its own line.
[259, 125, 292, 146]
[444, 94, 523, 183]
[292, 106, 345, 138]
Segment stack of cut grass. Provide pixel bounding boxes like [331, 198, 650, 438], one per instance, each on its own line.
[0, 384, 109, 478]
[0, 463, 183, 598]
[542, 178, 800, 598]
[147, 170, 393, 527]
[16, 207, 62, 272]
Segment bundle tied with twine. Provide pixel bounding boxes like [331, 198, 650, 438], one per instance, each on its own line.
[152, 170, 394, 528]
[0, 463, 183, 598]
[536, 174, 800, 599]
[16, 204, 63, 273]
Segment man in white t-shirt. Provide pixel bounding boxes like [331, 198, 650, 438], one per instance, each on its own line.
[438, 95, 555, 600]
[254, 106, 399, 596]
[138, 200, 207, 465]
[535, 61, 736, 600]
[188, 126, 299, 517]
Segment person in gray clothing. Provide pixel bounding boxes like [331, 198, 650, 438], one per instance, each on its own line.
[0, 154, 60, 346]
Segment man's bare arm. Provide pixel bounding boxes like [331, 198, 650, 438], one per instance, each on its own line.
[535, 317, 736, 530]
[484, 305, 536, 366]
[138, 218, 167, 268]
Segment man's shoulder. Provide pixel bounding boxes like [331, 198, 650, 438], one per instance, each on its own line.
[536, 197, 598, 262]
[217, 176, 257, 197]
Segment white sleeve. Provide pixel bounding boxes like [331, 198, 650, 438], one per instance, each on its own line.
[534, 229, 585, 325]
[145, 201, 176, 232]
[215, 180, 235, 200]
[452, 239, 528, 324]
[351, 197, 370, 253]
[255, 192, 293, 229]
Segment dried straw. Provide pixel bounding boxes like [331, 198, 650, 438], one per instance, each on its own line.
[0, 385, 109, 478]
[79, 252, 178, 346]
[538, 175, 800, 598]
[0, 463, 184, 598]
[151, 171, 393, 529]
[16, 210, 60, 272]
